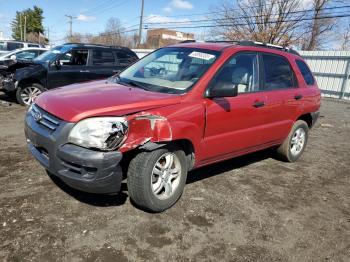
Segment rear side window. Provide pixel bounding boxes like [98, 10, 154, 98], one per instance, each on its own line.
[92, 50, 115, 65]
[262, 53, 295, 90]
[7, 42, 24, 51]
[296, 60, 315, 85]
[28, 44, 39, 47]
[116, 51, 136, 65]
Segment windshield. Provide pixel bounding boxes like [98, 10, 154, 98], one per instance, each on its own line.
[115, 47, 220, 94]
[34, 44, 75, 62]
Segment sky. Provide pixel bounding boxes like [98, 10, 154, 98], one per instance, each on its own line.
[0, 0, 215, 44]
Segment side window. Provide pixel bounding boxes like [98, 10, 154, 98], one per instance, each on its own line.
[209, 52, 259, 94]
[61, 49, 88, 66]
[92, 50, 115, 65]
[7, 42, 24, 51]
[296, 59, 315, 85]
[28, 44, 39, 47]
[262, 53, 295, 90]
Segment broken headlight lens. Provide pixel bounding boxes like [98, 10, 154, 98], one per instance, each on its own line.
[68, 117, 128, 151]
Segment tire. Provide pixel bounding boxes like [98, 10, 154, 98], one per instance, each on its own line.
[127, 146, 188, 212]
[16, 83, 45, 106]
[277, 120, 309, 162]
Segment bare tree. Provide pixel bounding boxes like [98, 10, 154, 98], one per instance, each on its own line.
[66, 32, 84, 43]
[302, 0, 335, 50]
[65, 18, 140, 48]
[339, 23, 350, 50]
[211, 0, 305, 46]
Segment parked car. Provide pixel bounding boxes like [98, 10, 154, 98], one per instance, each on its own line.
[0, 40, 45, 55]
[2, 43, 138, 105]
[0, 47, 48, 62]
[24, 41, 321, 212]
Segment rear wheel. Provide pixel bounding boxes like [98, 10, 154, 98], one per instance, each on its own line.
[16, 83, 45, 106]
[277, 120, 309, 162]
[127, 146, 188, 212]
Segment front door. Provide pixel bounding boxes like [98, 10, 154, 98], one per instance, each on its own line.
[87, 49, 119, 80]
[201, 52, 270, 163]
[48, 49, 89, 89]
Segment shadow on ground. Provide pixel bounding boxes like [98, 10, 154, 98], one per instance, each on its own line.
[48, 148, 276, 208]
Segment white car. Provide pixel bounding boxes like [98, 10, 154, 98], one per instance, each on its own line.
[0, 47, 48, 61]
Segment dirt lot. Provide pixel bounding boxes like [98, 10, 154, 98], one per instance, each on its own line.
[0, 94, 349, 262]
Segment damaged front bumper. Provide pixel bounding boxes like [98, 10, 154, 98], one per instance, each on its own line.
[24, 105, 123, 194]
[2, 78, 17, 92]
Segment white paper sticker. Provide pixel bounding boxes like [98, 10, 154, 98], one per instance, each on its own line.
[188, 51, 215, 61]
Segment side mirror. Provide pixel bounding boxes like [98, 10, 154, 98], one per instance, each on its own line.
[10, 55, 16, 60]
[205, 84, 238, 98]
[53, 60, 61, 69]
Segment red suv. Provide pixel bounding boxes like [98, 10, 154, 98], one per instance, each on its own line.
[25, 41, 321, 212]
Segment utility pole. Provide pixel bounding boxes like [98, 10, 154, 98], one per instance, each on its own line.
[138, 0, 144, 46]
[47, 27, 50, 45]
[20, 14, 23, 41]
[65, 15, 76, 38]
[24, 15, 27, 42]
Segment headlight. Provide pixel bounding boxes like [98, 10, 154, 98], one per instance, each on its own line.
[68, 117, 128, 151]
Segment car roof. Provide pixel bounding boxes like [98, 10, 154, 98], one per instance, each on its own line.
[3, 47, 48, 56]
[64, 43, 134, 52]
[168, 41, 301, 57]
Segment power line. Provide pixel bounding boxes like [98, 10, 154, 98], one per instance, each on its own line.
[145, 13, 350, 30]
[144, 4, 350, 25]
[149, 0, 313, 18]
[85, 0, 129, 16]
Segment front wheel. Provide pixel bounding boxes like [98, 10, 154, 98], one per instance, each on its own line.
[127, 146, 188, 212]
[16, 83, 45, 106]
[277, 120, 309, 162]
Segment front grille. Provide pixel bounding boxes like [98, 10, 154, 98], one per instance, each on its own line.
[30, 104, 61, 131]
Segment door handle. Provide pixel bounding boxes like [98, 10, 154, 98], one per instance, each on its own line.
[253, 101, 265, 108]
[294, 94, 303, 100]
[80, 70, 90, 73]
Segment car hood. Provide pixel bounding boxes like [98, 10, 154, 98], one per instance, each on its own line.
[14, 61, 46, 79]
[35, 80, 182, 122]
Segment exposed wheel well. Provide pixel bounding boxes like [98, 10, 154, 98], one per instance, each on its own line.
[121, 139, 196, 178]
[172, 139, 195, 170]
[297, 113, 313, 128]
[18, 78, 44, 89]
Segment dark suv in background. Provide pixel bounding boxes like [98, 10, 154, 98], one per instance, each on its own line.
[2, 43, 138, 105]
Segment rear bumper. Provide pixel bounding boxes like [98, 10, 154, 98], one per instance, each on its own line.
[25, 105, 123, 194]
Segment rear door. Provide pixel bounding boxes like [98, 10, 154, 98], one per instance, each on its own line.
[88, 49, 118, 80]
[48, 49, 89, 88]
[115, 50, 137, 72]
[260, 52, 301, 142]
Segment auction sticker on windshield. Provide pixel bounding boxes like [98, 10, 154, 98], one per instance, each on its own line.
[188, 51, 215, 61]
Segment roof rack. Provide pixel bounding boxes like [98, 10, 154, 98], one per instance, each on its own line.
[63, 42, 129, 50]
[183, 40, 300, 56]
[237, 41, 300, 56]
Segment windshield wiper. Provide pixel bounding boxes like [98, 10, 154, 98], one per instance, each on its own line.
[125, 80, 149, 91]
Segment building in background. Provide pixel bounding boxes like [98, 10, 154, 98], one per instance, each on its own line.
[146, 28, 194, 48]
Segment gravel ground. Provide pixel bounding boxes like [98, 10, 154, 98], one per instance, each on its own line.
[0, 93, 349, 262]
